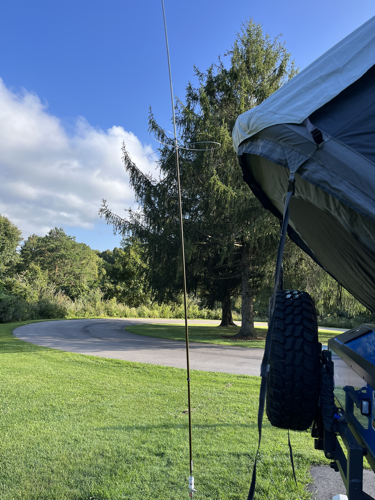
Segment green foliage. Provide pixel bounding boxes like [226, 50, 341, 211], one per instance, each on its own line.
[0, 286, 225, 323]
[0, 216, 369, 328]
[100, 19, 296, 332]
[62, 295, 225, 321]
[282, 239, 369, 318]
[19, 228, 101, 299]
[2, 263, 49, 301]
[0, 291, 30, 322]
[0, 286, 70, 323]
[99, 239, 151, 307]
[0, 217, 225, 323]
[0, 214, 22, 280]
[0, 260, 71, 322]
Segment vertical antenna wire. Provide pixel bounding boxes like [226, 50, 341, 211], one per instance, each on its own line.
[160, 0, 195, 497]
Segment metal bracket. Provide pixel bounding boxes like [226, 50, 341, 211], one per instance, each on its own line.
[312, 417, 373, 499]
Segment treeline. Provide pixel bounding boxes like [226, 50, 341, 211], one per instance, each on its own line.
[0, 215, 224, 323]
[0, 213, 371, 328]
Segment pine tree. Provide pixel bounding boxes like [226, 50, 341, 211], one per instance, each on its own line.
[100, 19, 296, 335]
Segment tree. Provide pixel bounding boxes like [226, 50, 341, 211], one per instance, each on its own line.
[19, 228, 101, 299]
[0, 215, 22, 281]
[281, 239, 369, 319]
[99, 239, 151, 307]
[100, 19, 296, 336]
[173, 20, 297, 336]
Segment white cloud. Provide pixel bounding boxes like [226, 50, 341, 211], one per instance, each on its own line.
[0, 79, 156, 240]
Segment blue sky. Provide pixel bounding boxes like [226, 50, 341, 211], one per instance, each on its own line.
[1, 0, 374, 251]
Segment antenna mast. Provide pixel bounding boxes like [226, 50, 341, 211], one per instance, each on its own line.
[160, 1, 195, 497]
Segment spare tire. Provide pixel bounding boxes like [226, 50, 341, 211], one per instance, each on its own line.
[266, 290, 320, 431]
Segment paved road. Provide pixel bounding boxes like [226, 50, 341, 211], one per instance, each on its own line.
[13, 318, 264, 376]
[308, 466, 375, 500]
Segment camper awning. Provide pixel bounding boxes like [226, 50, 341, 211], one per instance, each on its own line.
[233, 16, 375, 152]
[233, 16, 375, 312]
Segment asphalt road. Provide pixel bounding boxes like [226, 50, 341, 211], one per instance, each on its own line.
[308, 466, 375, 499]
[13, 318, 264, 376]
[13, 318, 375, 499]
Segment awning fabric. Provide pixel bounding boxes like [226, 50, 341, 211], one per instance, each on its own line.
[233, 16, 375, 312]
[233, 16, 375, 152]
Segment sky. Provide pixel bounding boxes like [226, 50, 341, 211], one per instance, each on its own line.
[0, 0, 374, 251]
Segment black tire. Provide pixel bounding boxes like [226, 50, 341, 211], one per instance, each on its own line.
[266, 289, 320, 431]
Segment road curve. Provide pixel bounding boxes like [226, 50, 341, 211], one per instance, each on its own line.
[13, 318, 264, 376]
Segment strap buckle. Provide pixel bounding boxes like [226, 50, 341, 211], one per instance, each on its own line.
[311, 128, 324, 146]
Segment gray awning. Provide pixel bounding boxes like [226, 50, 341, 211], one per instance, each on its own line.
[234, 17, 375, 311]
[238, 121, 375, 311]
[233, 15, 375, 152]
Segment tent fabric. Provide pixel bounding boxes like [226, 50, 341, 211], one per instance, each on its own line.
[238, 125, 375, 312]
[232, 15, 375, 152]
[233, 17, 375, 311]
[310, 64, 375, 164]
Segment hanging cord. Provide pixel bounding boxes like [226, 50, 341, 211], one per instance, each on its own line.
[161, 1, 195, 497]
[288, 429, 297, 486]
[247, 174, 295, 500]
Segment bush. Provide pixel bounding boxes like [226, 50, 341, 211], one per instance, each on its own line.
[3, 285, 373, 328]
[35, 295, 69, 319]
[317, 313, 375, 330]
[0, 292, 32, 322]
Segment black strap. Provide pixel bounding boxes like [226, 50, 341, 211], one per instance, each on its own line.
[288, 429, 297, 486]
[247, 174, 295, 500]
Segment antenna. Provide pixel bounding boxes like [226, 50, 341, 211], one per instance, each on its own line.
[160, 1, 195, 497]
[158, 4, 221, 496]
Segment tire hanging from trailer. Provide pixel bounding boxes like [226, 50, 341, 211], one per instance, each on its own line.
[266, 290, 320, 431]
[248, 173, 323, 499]
[247, 175, 298, 500]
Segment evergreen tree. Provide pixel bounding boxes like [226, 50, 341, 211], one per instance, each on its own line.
[100, 20, 296, 335]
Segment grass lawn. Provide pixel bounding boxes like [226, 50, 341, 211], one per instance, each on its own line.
[0, 320, 329, 499]
[125, 324, 342, 349]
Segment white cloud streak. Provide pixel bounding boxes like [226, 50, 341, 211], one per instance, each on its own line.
[0, 79, 156, 239]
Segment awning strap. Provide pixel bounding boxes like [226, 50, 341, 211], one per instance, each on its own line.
[247, 173, 295, 500]
[303, 118, 324, 146]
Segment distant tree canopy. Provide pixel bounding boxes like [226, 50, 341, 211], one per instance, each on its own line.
[18, 228, 101, 299]
[99, 239, 150, 307]
[0, 215, 22, 280]
[100, 19, 297, 336]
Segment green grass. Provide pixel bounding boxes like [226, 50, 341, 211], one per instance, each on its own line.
[125, 324, 343, 348]
[0, 320, 329, 499]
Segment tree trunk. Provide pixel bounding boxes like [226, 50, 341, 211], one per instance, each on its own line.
[234, 245, 255, 338]
[219, 292, 237, 327]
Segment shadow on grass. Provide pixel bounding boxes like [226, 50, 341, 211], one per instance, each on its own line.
[97, 422, 266, 432]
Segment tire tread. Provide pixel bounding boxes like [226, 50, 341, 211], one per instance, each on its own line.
[266, 289, 320, 431]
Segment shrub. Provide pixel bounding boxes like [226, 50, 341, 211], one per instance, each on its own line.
[0, 292, 32, 322]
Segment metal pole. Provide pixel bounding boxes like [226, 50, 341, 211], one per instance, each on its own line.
[160, 1, 195, 495]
